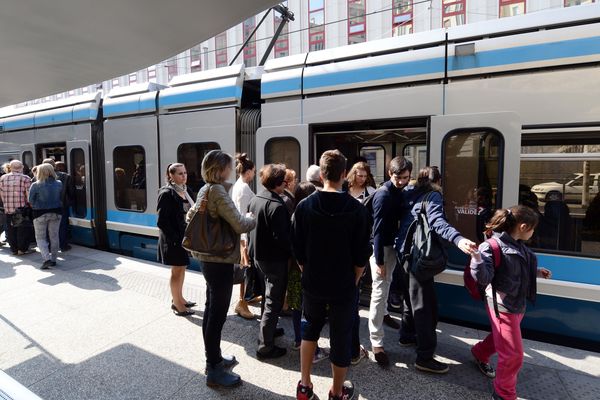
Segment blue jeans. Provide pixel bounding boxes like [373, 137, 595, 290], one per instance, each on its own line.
[33, 213, 61, 262]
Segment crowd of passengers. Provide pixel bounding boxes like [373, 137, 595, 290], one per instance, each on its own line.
[156, 149, 553, 400]
[0, 159, 74, 268]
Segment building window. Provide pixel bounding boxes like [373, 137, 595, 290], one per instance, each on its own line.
[71, 148, 87, 219]
[166, 59, 178, 82]
[274, 3, 290, 58]
[309, 0, 325, 51]
[147, 66, 157, 83]
[177, 142, 221, 196]
[113, 145, 147, 212]
[111, 78, 120, 88]
[565, 0, 595, 6]
[392, 0, 413, 36]
[443, 130, 503, 243]
[499, 0, 526, 18]
[442, 0, 466, 28]
[265, 138, 301, 178]
[128, 73, 138, 85]
[348, 0, 367, 45]
[215, 32, 228, 68]
[190, 45, 202, 72]
[243, 17, 257, 67]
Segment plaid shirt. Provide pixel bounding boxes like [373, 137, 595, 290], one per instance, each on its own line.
[0, 173, 31, 214]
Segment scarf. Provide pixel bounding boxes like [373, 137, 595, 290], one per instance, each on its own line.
[170, 183, 195, 208]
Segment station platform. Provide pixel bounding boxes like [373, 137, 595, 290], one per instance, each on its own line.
[1, 244, 599, 400]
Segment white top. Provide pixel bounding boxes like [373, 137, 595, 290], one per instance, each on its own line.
[351, 185, 375, 204]
[232, 176, 254, 241]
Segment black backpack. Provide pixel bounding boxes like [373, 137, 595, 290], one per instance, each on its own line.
[400, 192, 448, 282]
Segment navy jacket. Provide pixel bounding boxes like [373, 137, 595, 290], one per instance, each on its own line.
[372, 181, 404, 265]
[248, 190, 291, 262]
[396, 188, 464, 252]
[470, 231, 538, 314]
[291, 191, 372, 302]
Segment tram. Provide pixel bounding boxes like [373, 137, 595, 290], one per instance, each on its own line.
[1, 6, 599, 347]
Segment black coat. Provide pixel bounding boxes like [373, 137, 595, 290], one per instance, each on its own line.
[247, 190, 291, 263]
[157, 185, 192, 266]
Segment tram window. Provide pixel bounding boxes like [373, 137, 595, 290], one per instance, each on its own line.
[70, 149, 87, 218]
[443, 130, 502, 243]
[360, 146, 386, 184]
[265, 138, 300, 178]
[22, 151, 34, 172]
[177, 142, 220, 196]
[113, 145, 147, 212]
[520, 140, 600, 257]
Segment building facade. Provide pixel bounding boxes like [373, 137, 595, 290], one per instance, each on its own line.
[21, 0, 597, 105]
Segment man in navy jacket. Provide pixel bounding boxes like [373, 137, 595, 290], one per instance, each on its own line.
[368, 156, 412, 367]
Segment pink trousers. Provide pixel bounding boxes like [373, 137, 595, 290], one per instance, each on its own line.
[472, 305, 524, 400]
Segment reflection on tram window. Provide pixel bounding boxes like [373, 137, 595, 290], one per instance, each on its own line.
[443, 130, 502, 243]
[22, 151, 33, 173]
[113, 145, 147, 212]
[177, 142, 220, 196]
[70, 149, 87, 218]
[520, 141, 600, 257]
[266, 138, 300, 177]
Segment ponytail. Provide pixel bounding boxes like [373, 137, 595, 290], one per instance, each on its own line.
[165, 162, 185, 184]
[235, 153, 255, 176]
[485, 205, 539, 236]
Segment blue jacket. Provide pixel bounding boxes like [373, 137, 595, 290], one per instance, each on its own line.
[372, 181, 404, 265]
[29, 178, 63, 217]
[470, 231, 538, 314]
[395, 188, 464, 252]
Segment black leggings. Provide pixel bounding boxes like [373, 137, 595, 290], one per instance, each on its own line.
[202, 262, 234, 367]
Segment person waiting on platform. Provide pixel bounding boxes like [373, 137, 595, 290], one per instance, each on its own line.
[29, 163, 63, 269]
[292, 150, 372, 400]
[231, 153, 256, 320]
[0, 160, 32, 255]
[157, 163, 196, 317]
[248, 163, 292, 360]
[186, 150, 256, 388]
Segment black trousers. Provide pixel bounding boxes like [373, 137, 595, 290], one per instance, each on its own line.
[6, 214, 30, 253]
[255, 259, 288, 353]
[244, 261, 265, 302]
[351, 289, 361, 359]
[202, 261, 234, 367]
[399, 260, 438, 361]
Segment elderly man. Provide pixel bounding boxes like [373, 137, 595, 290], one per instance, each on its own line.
[0, 160, 32, 255]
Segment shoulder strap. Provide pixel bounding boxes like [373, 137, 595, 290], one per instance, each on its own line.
[487, 237, 502, 269]
[419, 191, 434, 214]
[487, 237, 502, 318]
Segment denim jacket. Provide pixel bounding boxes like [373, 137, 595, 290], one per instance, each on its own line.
[470, 231, 538, 314]
[29, 178, 63, 211]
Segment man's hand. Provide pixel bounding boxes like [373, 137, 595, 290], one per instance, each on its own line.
[458, 238, 478, 255]
[376, 264, 386, 278]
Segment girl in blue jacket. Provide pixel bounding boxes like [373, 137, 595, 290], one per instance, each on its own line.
[470, 205, 552, 400]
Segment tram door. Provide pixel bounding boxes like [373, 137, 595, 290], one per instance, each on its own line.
[66, 140, 95, 246]
[20, 144, 35, 169]
[429, 112, 521, 246]
[255, 124, 308, 185]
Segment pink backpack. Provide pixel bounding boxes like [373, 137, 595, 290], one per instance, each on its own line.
[464, 238, 502, 301]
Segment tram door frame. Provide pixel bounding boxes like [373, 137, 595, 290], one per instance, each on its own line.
[429, 112, 521, 212]
[66, 140, 95, 244]
[20, 144, 35, 168]
[256, 124, 309, 186]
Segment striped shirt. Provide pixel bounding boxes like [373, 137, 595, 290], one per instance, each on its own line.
[0, 173, 31, 214]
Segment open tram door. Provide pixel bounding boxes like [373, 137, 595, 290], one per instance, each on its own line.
[66, 140, 96, 247]
[20, 144, 35, 169]
[256, 124, 309, 185]
[429, 112, 521, 252]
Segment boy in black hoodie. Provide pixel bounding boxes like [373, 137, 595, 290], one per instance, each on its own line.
[292, 150, 372, 400]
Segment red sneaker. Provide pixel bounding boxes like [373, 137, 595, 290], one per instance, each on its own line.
[296, 381, 315, 400]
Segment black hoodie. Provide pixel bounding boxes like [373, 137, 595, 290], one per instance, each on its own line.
[291, 190, 372, 302]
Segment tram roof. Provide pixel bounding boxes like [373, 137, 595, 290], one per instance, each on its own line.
[0, 0, 280, 107]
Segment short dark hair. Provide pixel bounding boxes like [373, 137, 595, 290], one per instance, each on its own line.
[319, 150, 347, 182]
[260, 164, 287, 190]
[388, 156, 412, 175]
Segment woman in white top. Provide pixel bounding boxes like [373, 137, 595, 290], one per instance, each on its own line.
[347, 161, 376, 203]
[231, 153, 256, 319]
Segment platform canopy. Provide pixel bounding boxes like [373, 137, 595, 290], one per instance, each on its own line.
[0, 0, 280, 107]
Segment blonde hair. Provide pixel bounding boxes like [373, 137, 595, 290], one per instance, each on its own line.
[201, 150, 233, 184]
[35, 163, 57, 182]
